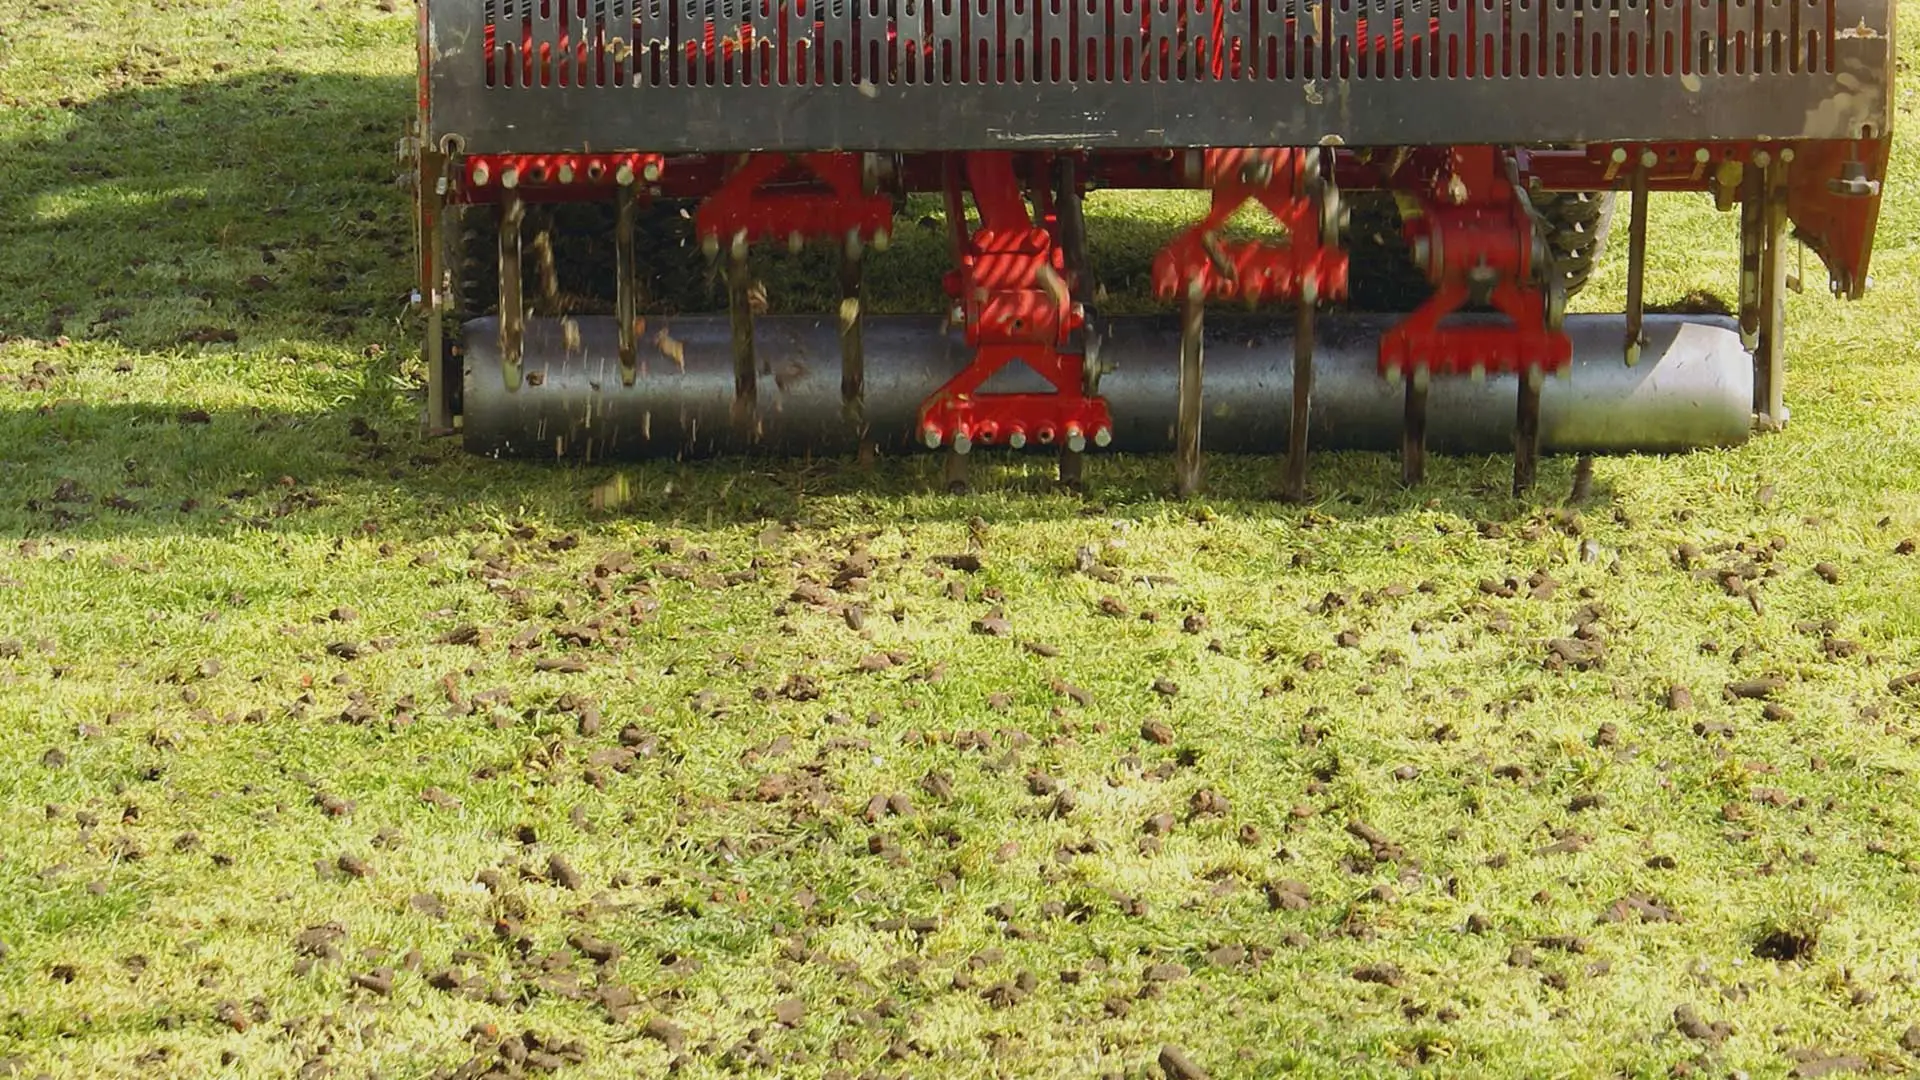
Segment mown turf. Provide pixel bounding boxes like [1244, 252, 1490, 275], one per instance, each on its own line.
[3, 3, 1920, 1079]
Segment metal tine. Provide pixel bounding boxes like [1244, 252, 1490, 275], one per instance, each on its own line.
[1286, 295, 1314, 501]
[1569, 452, 1594, 505]
[1753, 152, 1787, 430]
[1623, 151, 1652, 367]
[532, 206, 560, 309]
[1400, 364, 1428, 487]
[1583, 150, 1652, 505]
[726, 229, 756, 438]
[424, 149, 457, 433]
[1057, 445, 1083, 491]
[1513, 166, 1559, 498]
[1286, 149, 1335, 503]
[1174, 280, 1206, 498]
[1056, 158, 1093, 492]
[1513, 362, 1542, 496]
[1056, 158, 1091, 295]
[839, 228, 866, 428]
[1737, 163, 1764, 350]
[498, 191, 525, 392]
[943, 448, 971, 494]
[616, 181, 639, 387]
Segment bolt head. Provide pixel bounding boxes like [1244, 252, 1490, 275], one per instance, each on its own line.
[471, 163, 491, 187]
[923, 427, 943, 449]
[500, 167, 519, 190]
[1008, 431, 1027, 449]
[641, 160, 662, 182]
[1093, 426, 1112, 448]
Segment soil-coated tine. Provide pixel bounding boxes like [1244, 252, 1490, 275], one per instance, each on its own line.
[1057, 445, 1083, 491]
[1285, 295, 1314, 502]
[726, 230, 756, 438]
[1754, 154, 1788, 429]
[1056, 158, 1090, 292]
[1737, 166, 1764, 351]
[941, 157, 970, 267]
[1623, 155, 1650, 367]
[1057, 157, 1096, 497]
[532, 206, 559, 308]
[498, 192, 525, 392]
[1569, 454, 1594, 504]
[1513, 363, 1543, 496]
[839, 229, 866, 427]
[1400, 365, 1428, 487]
[616, 183, 639, 387]
[1174, 281, 1205, 498]
[423, 150, 455, 433]
[942, 447, 970, 495]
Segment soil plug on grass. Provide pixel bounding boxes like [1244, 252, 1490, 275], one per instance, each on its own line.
[1158, 1045, 1210, 1080]
[1672, 1004, 1730, 1045]
[1785, 1051, 1868, 1078]
[1725, 677, 1785, 701]
[546, 855, 584, 890]
[1351, 962, 1403, 986]
[641, 1015, 686, 1053]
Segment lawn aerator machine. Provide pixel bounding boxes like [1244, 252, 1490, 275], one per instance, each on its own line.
[406, 0, 1892, 497]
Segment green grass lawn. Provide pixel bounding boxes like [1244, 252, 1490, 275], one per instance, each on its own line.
[4, 3, 1920, 1078]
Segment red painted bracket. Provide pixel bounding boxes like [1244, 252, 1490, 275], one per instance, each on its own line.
[692, 153, 893, 249]
[1149, 148, 1348, 306]
[1380, 281, 1573, 379]
[918, 345, 1112, 452]
[1379, 147, 1571, 380]
[456, 152, 665, 200]
[919, 151, 1102, 452]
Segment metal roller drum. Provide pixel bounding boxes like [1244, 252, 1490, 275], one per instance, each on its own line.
[458, 313, 1755, 461]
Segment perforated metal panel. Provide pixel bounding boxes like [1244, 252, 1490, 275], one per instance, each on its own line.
[424, 0, 1892, 152]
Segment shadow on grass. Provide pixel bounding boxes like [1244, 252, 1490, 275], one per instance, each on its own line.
[0, 393, 1605, 543]
[0, 69, 416, 407]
